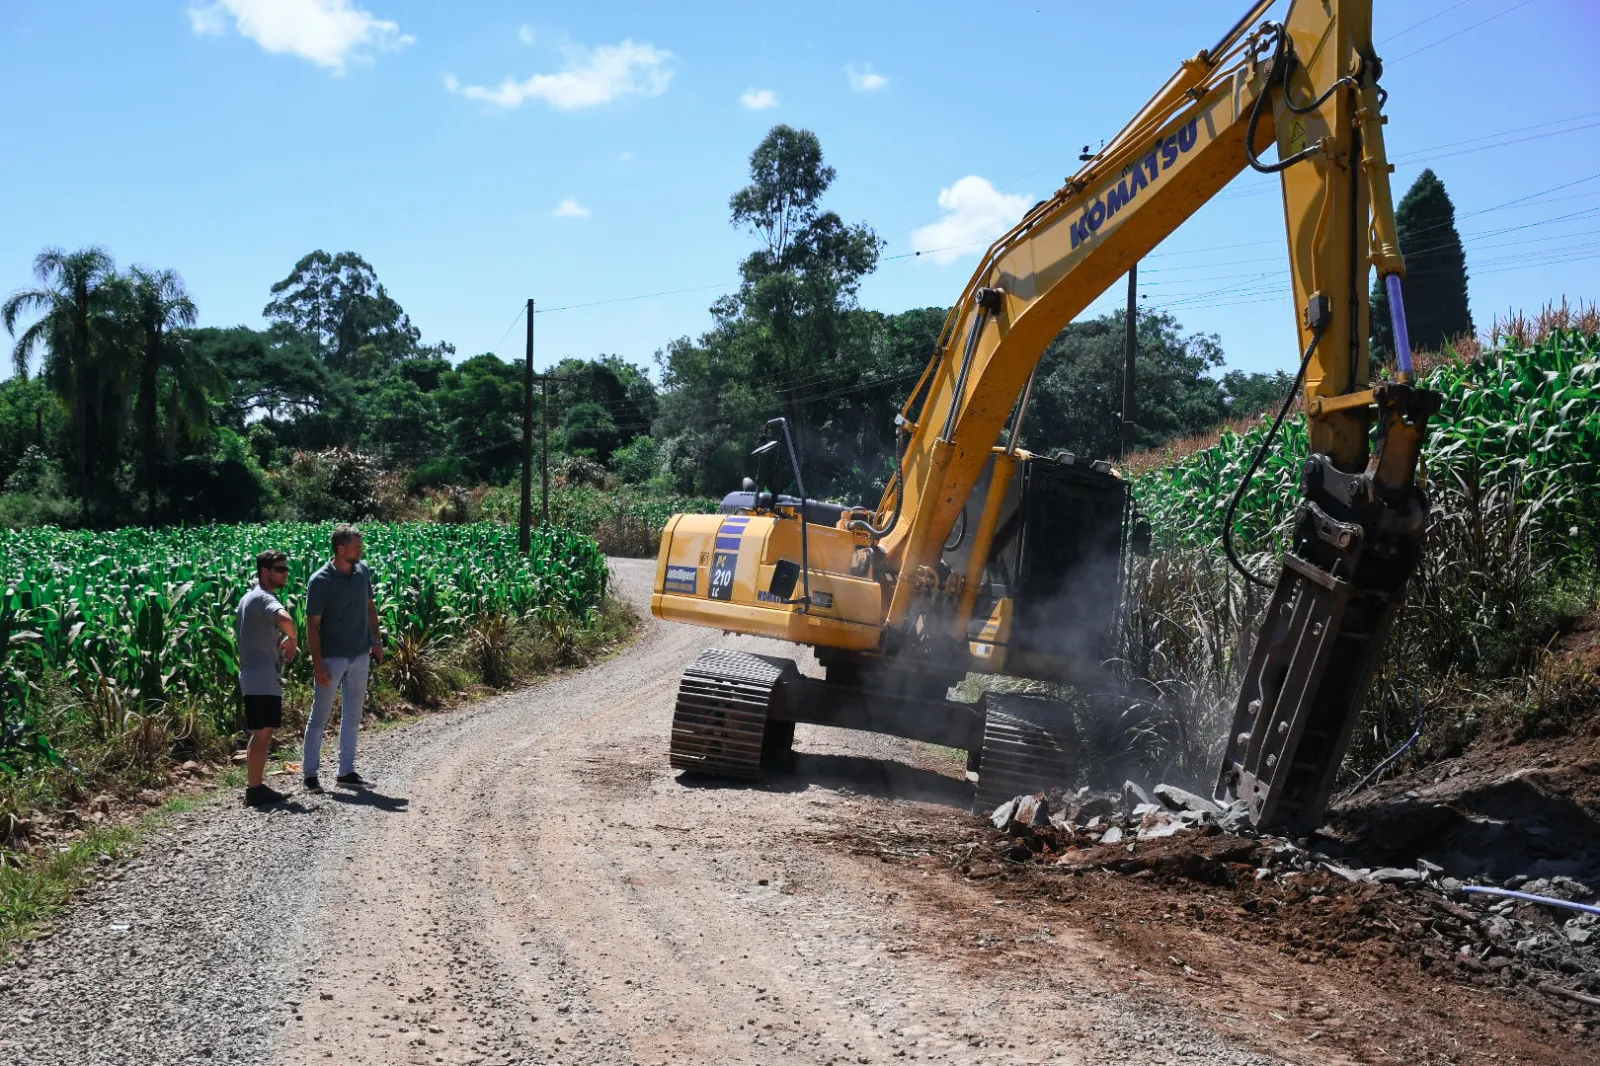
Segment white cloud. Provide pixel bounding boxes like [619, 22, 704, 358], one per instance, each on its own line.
[445, 39, 673, 110]
[740, 87, 778, 110]
[553, 198, 591, 218]
[910, 176, 1032, 265]
[518, 24, 537, 45]
[845, 63, 888, 92]
[187, 0, 412, 72]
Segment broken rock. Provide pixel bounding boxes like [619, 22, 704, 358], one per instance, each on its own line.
[1153, 784, 1223, 817]
[1123, 780, 1154, 807]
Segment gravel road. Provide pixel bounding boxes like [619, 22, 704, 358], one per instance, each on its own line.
[1, 558, 1282, 1066]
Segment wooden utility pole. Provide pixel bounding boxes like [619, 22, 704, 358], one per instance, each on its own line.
[520, 299, 534, 553]
[1121, 264, 1138, 460]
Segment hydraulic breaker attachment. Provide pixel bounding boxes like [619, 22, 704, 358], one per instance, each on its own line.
[1216, 384, 1440, 834]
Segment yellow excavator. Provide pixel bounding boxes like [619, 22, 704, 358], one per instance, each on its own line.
[651, 0, 1439, 834]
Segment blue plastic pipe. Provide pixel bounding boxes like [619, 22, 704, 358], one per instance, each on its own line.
[1461, 885, 1600, 918]
[1385, 273, 1415, 377]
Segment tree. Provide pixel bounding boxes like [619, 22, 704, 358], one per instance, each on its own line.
[0, 376, 67, 493]
[263, 250, 422, 372]
[547, 355, 658, 463]
[656, 125, 884, 497]
[1371, 168, 1473, 359]
[432, 354, 524, 483]
[2, 247, 131, 519]
[1023, 311, 1229, 460]
[1219, 367, 1295, 418]
[125, 266, 199, 511]
[360, 375, 443, 465]
[190, 325, 330, 426]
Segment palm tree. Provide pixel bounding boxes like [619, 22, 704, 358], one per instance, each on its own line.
[126, 267, 198, 513]
[158, 330, 229, 464]
[2, 247, 130, 518]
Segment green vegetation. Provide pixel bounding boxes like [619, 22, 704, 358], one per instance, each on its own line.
[1371, 168, 1474, 361]
[0, 820, 138, 949]
[1121, 322, 1600, 783]
[0, 522, 615, 841]
[1, 125, 1294, 536]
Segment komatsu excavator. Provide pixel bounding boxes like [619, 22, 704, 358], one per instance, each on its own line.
[650, 0, 1440, 834]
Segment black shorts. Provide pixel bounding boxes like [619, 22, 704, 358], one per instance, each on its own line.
[243, 694, 283, 730]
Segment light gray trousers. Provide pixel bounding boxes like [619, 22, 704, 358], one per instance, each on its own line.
[303, 653, 370, 778]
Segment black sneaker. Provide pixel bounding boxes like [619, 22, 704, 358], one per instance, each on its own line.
[303, 776, 323, 793]
[244, 784, 288, 807]
[335, 772, 370, 789]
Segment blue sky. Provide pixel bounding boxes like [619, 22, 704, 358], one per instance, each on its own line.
[2, 0, 1596, 379]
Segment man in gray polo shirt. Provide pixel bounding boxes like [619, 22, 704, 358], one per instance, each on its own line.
[303, 524, 385, 791]
[238, 549, 299, 807]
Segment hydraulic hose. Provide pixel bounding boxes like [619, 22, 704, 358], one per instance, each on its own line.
[1222, 324, 1323, 589]
[1345, 694, 1425, 796]
[1244, 26, 1327, 175]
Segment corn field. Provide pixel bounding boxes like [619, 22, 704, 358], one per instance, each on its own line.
[1134, 329, 1600, 561]
[1114, 329, 1600, 785]
[0, 522, 606, 768]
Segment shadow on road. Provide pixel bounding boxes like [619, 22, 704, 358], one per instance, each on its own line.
[678, 752, 972, 809]
[329, 789, 410, 813]
[248, 800, 315, 815]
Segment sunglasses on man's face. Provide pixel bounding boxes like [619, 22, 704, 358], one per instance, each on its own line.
[269, 565, 289, 573]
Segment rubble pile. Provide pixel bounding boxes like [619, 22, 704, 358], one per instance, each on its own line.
[973, 780, 1600, 1015]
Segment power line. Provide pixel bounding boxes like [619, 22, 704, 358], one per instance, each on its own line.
[1382, 0, 1477, 43]
[1391, 0, 1539, 62]
[531, 281, 740, 315]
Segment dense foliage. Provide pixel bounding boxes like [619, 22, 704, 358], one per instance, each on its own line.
[1135, 330, 1600, 562]
[1, 124, 1303, 530]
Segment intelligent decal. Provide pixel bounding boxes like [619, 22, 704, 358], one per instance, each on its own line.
[664, 565, 698, 595]
[1069, 118, 1199, 250]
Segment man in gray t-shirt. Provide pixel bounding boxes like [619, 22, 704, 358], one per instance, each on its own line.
[302, 524, 385, 791]
[237, 549, 299, 807]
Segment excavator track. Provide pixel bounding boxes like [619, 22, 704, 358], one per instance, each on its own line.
[974, 692, 1078, 813]
[669, 649, 794, 779]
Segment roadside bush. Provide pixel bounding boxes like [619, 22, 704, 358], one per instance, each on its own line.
[283, 447, 380, 521]
[166, 429, 276, 523]
[610, 435, 662, 485]
[0, 447, 80, 529]
[556, 455, 608, 489]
